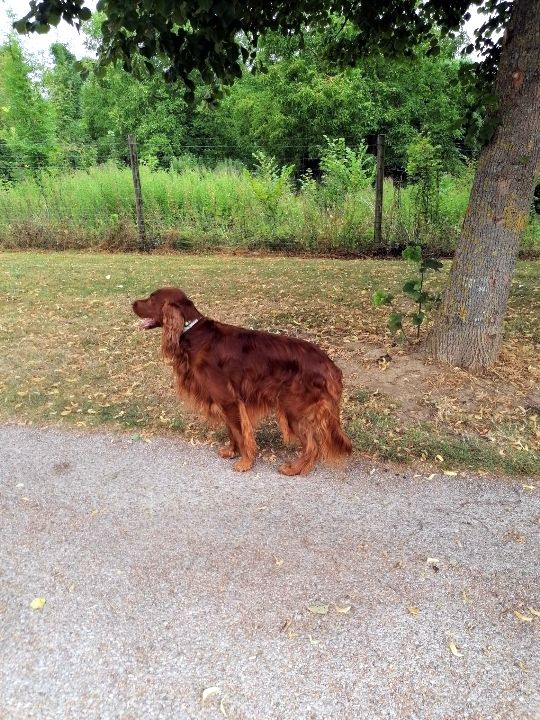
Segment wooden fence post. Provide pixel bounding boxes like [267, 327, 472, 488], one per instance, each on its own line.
[374, 134, 385, 247]
[127, 134, 147, 251]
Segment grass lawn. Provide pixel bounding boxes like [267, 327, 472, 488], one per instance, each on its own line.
[1, 251, 539, 477]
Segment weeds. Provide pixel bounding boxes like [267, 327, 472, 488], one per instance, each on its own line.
[0, 159, 538, 256]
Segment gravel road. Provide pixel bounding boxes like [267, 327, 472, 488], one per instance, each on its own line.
[0, 424, 539, 720]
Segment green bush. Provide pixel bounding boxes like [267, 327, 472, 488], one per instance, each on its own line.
[0, 156, 538, 256]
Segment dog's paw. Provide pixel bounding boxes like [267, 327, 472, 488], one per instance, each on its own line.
[278, 462, 298, 476]
[219, 445, 238, 459]
[233, 458, 253, 472]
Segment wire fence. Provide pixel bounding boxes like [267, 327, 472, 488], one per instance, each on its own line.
[0, 137, 537, 257]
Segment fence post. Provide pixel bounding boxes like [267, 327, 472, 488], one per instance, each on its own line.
[127, 134, 147, 251]
[374, 133, 385, 247]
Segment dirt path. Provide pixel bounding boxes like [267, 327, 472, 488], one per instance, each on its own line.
[0, 425, 539, 720]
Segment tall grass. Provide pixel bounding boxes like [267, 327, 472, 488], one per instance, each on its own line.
[0, 162, 538, 255]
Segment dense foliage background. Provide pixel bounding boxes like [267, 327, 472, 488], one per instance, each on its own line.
[0, 21, 538, 255]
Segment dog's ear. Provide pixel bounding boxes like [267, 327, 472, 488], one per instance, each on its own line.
[161, 301, 185, 359]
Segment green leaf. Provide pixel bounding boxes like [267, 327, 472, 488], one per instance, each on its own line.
[372, 290, 394, 307]
[12, 19, 28, 34]
[403, 279, 420, 294]
[401, 244, 422, 263]
[387, 313, 403, 333]
[411, 311, 425, 326]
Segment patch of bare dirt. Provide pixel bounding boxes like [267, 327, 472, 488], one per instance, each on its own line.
[340, 344, 438, 422]
[339, 341, 539, 451]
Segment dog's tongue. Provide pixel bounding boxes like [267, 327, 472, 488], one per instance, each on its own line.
[141, 318, 157, 330]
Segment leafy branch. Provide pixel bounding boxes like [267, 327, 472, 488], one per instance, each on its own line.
[373, 244, 442, 340]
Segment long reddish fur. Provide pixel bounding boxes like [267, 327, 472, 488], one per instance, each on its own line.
[133, 287, 352, 475]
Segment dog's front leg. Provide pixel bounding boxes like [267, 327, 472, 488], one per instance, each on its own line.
[220, 402, 257, 472]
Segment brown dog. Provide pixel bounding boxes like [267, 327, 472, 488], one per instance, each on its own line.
[132, 287, 352, 475]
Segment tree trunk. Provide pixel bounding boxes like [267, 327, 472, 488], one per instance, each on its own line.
[428, 0, 540, 371]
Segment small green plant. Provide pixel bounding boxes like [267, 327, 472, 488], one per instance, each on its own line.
[406, 135, 443, 240]
[319, 136, 375, 207]
[246, 151, 295, 220]
[372, 243, 443, 339]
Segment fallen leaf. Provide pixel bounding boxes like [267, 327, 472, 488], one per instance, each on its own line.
[273, 556, 284, 567]
[220, 695, 229, 718]
[443, 470, 458, 476]
[308, 635, 320, 645]
[201, 687, 220, 703]
[335, 604, 352, 614]
[408, 606, 420, 616]
[426, 557, 440, 565]
[462, 590, 471, 604]
[448, 639, 463, 657]
[68, 584, 75, 593]
[513, 610, 533, 622]
[522, 484, 535, 491]
[517, 660, 528, 673]
[435, 455, 444, 463]
[308, 604, 329, 615]
[528, 607, 540, 617]
[30, 597, 46, 610]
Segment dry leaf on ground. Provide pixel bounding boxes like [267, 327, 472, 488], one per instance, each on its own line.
[308, 604, 329, 615]
[201, 687, 221, 703]
[448, 639, 463, 657]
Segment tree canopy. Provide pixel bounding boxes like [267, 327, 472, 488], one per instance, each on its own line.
[15, 1, 512, 101]
[0, 24, 475, 174]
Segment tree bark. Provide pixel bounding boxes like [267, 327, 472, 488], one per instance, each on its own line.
[428, 0, 540, 371]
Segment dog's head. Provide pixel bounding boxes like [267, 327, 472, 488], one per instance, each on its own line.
[132, 287, 200, 357]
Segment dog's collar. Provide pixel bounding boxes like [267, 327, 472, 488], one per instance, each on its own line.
[183, 318, 200, 334]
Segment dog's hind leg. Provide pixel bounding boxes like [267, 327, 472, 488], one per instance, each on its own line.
[219, 426, 239, 459]
[276, 407, 296, 446]
[278, 417, 319, 476]
[279, 398, 351, 476]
